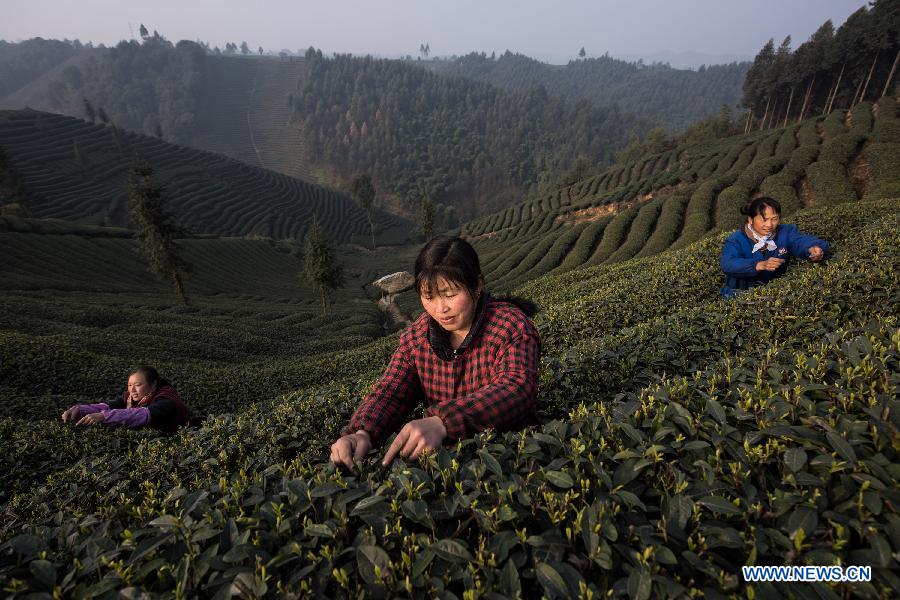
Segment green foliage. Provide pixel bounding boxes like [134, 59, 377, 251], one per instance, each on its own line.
[45, 37, 208, 141]
[717, 156, 790, 230]
[419, 197, 435, 241]
[774, 123, 800, 156]
[303, 216, 346, 314]
[797, 117, 823, 146]
[669, 178, 725, 250]
[0, 38, 77, 99]
[350, 173, 377, 249]
[864, 143, 900, 201]
[436, 51, 748, 132]
[553, 217, 611, 273]
[293, 53, 651, 218]
[805, 161, 857, 206]
[635, 191, 690, 258]
[587, 206, 638, 265]
[128, 160, 191, 303]
[872, 96, 900, 143]
[819, 131, 866, 165]
[821, 109, 848, 139]
[0, 110, 408, 243]
[606, 198, 662, 264]
[742, 3, 898, 124]
[1, 199, 897, 598]
[849, 101, 874, 133]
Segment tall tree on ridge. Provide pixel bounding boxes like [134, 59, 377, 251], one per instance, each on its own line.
[128, 160, 191, 304]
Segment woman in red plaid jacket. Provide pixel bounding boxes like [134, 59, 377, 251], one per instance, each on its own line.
[331, 235, 541, 471]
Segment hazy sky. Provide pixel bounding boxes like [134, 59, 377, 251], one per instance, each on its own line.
[2, 0, 867, 67]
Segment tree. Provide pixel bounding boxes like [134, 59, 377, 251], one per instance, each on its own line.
[302, 215, 345, 314]
[127, 160, 191, 304]
[240, 41, 250, 55]
[139, 24, 149, 41]
[579, 47, 586, 59]
[72, 138, 89, 174]
[350, 173, 377, 249]
[97, 106, 109, 124]
[82, 97, 95, 122]
[258, 46, 264, 56]
[420, 196, 435, 240]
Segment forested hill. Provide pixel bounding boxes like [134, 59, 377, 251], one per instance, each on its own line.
[290, 52, 651, 218]
[0, 38, 81, 100]
[741, 0, 899, 131]
[426, 52, 749, 132]
[0, 37, 655, 221]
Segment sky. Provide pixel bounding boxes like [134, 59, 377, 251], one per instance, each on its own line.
[1, 0, 868, 68]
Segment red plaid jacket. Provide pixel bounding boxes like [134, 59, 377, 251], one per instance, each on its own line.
[344, 296, 541, 446]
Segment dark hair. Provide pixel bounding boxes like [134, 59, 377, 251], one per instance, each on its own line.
[414, 235, 483, 298]
[131, 365, 160, 387]
[740, 196, 782, 218]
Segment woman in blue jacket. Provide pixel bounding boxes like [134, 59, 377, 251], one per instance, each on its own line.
[720, 197, 828, 299]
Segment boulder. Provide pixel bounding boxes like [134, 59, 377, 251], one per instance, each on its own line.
[372, 271, 415, 294]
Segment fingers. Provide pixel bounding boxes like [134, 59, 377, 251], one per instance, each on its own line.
[353, 435, 371, 463]
[382, 428, 409, 466]
[75, 414, 91, 427]
[400, 430, 420, 459]
[330, 438, 354, 471]
[408, 438, 429, 461]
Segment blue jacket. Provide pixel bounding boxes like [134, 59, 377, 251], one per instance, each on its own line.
[720, 224, 828, 299]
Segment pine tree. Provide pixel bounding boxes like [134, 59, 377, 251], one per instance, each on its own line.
[302, 216, 345, 314]
[128, 160, 191, 304]
[350, 173, 377, 249]
[420, 196, 435, 240]
[240, 41, 250, 55]
[72, 138, 89, 174]
[82, 98, 96, 122]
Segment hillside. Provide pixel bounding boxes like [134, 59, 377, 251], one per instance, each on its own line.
[427, 51, 749, 132]
[0, 192, 896, 596]
[0, 110, 409, 244]
[0, 36, 898, 599]
[456, 96, 900, 293]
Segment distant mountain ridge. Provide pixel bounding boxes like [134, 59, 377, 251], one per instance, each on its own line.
[426, 51, 749, 132]
[0, 37, 744, 221]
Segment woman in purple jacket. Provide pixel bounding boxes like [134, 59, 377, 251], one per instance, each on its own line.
[720, 196, 828, 299]
[61, 366, 191, 434]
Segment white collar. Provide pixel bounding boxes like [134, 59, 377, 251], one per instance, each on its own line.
[746, 224, 777, 253]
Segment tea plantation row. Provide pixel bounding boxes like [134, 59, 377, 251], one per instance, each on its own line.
[0, 110, 409, 244]
[466, 97, 899, 292]
[1, 199, 897, 598]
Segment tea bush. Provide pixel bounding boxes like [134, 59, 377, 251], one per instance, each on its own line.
[0, 199, 896, 598]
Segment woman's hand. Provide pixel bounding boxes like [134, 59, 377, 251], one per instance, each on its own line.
[808, 246, 824, 262]
[330, 430, 372, 472]
[75, 412, 106, 427]
[61, 406, 81, 423]
[382, 416, 447, 466]
[755, 257, 785, 272]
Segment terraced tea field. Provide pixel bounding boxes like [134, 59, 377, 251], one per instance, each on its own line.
[0, 96, 897, 597]
[464, 97, 899, 293]
[0, 110, 409, 244]
[0, 226, 421, 422]
[0, 196, 897, 598]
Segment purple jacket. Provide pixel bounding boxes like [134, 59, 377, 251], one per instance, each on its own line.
[73, 383, 191, 432]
